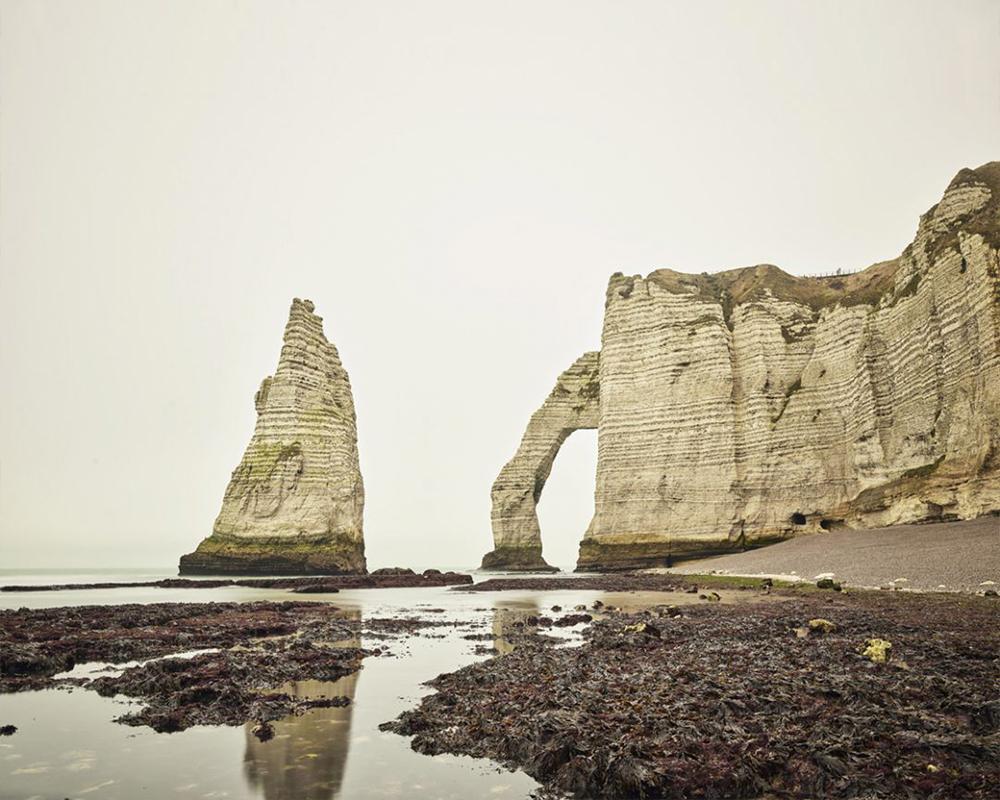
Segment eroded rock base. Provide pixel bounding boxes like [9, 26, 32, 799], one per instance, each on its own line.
[480, 546, 559, 573]
[575, 536, 788, 571]
[179, 533, 366, 575]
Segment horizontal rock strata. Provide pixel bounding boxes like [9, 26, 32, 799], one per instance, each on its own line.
[489, 163, 1000, 570]
[180, 299, 366, 575]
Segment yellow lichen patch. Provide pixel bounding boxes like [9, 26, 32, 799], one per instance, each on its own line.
[808, 618, 837, 634]
[862, 638, 892, 663]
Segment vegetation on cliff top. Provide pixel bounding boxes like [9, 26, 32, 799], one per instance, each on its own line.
[634, 161, 999, 318]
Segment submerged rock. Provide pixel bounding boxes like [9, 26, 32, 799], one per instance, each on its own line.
[250, 721, 275, 742]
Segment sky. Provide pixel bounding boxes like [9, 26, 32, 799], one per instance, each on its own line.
[1, 0, 998, 571]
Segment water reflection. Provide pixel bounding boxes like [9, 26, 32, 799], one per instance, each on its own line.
[7, 578, 778, 799]
[243, 674, 359, 800]
[491, 600, 540, 654]
[242, 611, 361, 800]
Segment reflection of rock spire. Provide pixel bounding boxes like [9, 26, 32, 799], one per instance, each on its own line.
[492, 600, 541, 655]
[180, 298, 366, 575]
[242, 610, 361, 800]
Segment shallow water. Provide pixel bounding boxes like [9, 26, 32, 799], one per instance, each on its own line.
[0, 569, 772, 800]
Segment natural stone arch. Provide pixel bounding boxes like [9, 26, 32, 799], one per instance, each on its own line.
[482, 352, 599, 571]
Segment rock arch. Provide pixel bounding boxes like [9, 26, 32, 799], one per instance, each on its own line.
[482, 352, 599, 571]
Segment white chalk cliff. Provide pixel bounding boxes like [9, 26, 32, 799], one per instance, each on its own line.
[485, 163, 1000, 571]
[180, 299, 365, 574]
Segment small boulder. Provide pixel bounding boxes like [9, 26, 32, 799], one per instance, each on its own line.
[553, 613, 592, 627]
[251, 721, 275, 742]
[623, 621, 659, 636]
[861, 638, 892, 663]
[808, 618, 837, 634]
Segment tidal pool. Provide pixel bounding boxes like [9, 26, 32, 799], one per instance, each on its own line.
[0, 571, 773, 800]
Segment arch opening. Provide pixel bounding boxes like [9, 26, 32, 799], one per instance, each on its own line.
[535, 429, 597, 571]
[483, 351, 600, 572]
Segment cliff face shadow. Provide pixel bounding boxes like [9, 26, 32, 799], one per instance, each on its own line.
[242, 611, 361, 800]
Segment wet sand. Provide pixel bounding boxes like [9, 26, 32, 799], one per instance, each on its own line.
[671, 517, 1000, 592]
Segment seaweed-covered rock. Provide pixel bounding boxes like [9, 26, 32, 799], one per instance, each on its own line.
[382, 592, 1000, 799]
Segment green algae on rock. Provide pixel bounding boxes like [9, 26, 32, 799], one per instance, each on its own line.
[180, 299, 365, 575]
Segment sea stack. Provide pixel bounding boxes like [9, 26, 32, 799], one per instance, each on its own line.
[485, 162, 1000, 571]
[179, 299, 366, 575]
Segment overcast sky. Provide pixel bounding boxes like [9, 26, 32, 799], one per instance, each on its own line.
[1, 0, 998, 571]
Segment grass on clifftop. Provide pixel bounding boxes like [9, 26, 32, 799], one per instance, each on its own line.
[640, 160, 1000, 318]
[646, 261, 901, 322]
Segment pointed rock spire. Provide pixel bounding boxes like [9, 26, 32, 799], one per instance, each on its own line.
[179, 298, 365, 574]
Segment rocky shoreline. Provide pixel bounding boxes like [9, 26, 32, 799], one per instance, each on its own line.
[382, 590, 1000, 799]
[0, 569, 472, 593]
[4, 576, 997, 798]
[461, 573, 790, 593]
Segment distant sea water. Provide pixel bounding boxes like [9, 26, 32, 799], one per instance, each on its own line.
[0, 562, 581, 587]
[0, 566, 178, 586]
